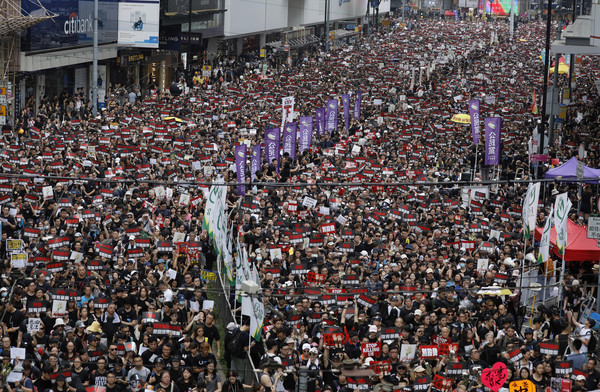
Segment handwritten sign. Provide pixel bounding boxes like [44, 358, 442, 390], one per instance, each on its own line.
[481, 362, 508, 392]
[10, 253, 27, 268]
[432, 374, 453, 392]
[509, 380, 536, 392]
[323, 333, 345, 348]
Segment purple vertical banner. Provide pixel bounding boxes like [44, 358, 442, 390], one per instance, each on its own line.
[468, 99, 481, 145]
[298, 116, 313, 153]
[282, 122, 297, 160]
[353, 91, 362, 120]
[250, 144, 261, 182]
[484, 117, 502, 166]
[264, 127, 280, 172]
[325, 99, 338, 134]
[315, 107, 325, 137]
[342, 94, 350, 130]
[235, 144, 247, 196]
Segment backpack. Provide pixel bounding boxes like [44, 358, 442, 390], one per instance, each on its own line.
[589, 330, 597, 354]
[227, 328, 244, 354]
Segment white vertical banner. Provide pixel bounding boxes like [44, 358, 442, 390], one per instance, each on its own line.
[281, 96, 295, 129]
[554, 192, 572, 256]
[523, 183, 540, 239]
[538, 205, 553, 266]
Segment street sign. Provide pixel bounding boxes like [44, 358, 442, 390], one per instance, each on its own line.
[260, 49, 265, 58]
[576, 159, 584, 180]
[588, 217, 600, 239]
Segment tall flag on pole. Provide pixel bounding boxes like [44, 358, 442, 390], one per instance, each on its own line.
[298, 116, 313, 153]
[325, 99, 338, 134]
[554, 192, 572, 256]
[250, 145, 261, 182]
[282, 123, 297, 159]
[264, 127, 280, 172]
[468, 99, 480, 144]
[522, 182, 540, 239]
[281, 96, 294, 129]
[202, 177, 230, 279]
[353, 91, 362, 121]
[531, 92, 538, 114]
[342, 94, 350, 130]
[235, 144, 247, 197]
[538, 205, 553, 269]
[484, 117, 502, 166]
[315, 107, 325, 137]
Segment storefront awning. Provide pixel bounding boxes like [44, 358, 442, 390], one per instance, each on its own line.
[20, 43, 119, 72]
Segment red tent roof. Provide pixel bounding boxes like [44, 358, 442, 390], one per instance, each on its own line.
[535, 219, 600, 262]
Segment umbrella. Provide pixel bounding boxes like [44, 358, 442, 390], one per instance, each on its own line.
[477, 286, 513, 296]
[549, 63, 569, 74]
[450, 113, 471, 124]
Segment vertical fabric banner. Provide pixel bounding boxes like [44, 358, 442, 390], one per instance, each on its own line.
[250, 145, 261, 182]
[554, 192, 572, 256]
[523, 182, 540, 239]
[468, 99, 481, 145]
[353, 91, 362, 121]
[264, 127, 280, 172]
[235, 144, 247, 197]
[281, 96, 295, 129]
[325, 99, 338, 134]
[342, 94, 350, 130]
[315, 107, 325, 137]
[538, 205, 553, 266]
[298, 116, 313, 153]
[282, 122, 297, 160]
[484, 117, 502, 166]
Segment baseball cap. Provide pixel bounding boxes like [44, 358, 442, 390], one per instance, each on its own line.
[426, 268, 434, 273]
[369, 325, 378, 333]
[576, 375, 586, 381]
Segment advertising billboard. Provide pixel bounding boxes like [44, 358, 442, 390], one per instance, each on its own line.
[487, 0, 518, 15]
[22, 0, 118, 51]
[117, 0, 160, 48]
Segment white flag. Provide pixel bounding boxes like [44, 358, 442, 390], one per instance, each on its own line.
[523, 183, 540, 239]
[554, 192, 572, 256]
[538, 205, 553, 267]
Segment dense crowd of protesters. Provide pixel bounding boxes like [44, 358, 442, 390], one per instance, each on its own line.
[1, 11, 600, 392]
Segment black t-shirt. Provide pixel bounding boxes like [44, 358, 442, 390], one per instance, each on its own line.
[105, 384, 122, 392]
[72, 367, 90, 384]
[203, 324, 220, 345]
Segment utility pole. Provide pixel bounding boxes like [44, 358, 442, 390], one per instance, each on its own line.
[539, 0, 553, 168]
[547, 24, 561, 147]
[187, 0, 192, 84]
[92, 0, 98, 117]
[324, 0, 330, 51]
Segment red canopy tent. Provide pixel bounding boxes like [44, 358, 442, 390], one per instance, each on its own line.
[535, 219, 600, 262]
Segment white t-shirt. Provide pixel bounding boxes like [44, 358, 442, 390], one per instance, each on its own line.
[579, 327, 591, 353]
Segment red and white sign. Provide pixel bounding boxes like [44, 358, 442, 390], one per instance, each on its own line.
[320, 223, 336, 234]
[420, 345, 439, 359]
[361, 342, 382, 357]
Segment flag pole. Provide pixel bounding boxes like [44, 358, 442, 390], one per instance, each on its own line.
[473, 143, 479, 180]
[559, 252, 566, 316]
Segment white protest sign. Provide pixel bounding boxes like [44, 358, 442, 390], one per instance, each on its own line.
[302, 197, 317, 209]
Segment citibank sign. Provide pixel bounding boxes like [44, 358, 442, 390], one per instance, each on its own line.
[64, 12, 93, 34]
